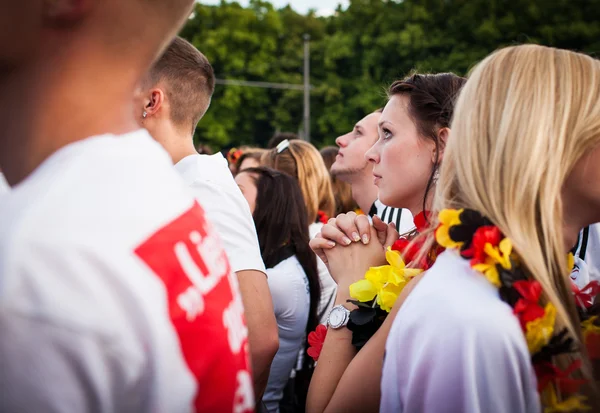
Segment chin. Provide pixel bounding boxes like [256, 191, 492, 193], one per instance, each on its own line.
[378, 190, 403, 209]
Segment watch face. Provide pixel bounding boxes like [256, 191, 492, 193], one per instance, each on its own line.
[329, 306, 347, 328]
[330, 309, 343, 326]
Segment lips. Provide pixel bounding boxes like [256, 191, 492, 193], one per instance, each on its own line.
[373, 172, 382, 185]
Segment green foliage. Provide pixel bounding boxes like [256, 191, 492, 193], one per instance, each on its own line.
[182, 0, 600, 150]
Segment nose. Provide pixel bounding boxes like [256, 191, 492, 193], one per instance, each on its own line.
[335, 132, 350, 148]
[365, 139, 380, 164]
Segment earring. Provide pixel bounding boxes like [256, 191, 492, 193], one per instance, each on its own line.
[433, 168, 440, 185]
[142, 111, 147, 118]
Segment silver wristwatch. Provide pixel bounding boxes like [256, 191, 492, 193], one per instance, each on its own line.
[327, 305, 351, 329]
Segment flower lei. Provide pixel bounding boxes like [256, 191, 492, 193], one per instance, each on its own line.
[437, 208, 600, 412]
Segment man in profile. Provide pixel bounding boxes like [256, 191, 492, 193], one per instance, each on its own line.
[331, 110, 414, 232]
[135, 36, 279, 399]
[0, 2, 253, 412]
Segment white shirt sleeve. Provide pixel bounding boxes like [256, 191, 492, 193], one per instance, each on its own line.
[380, 298, 539, 413]
[187, 162, 266, 276]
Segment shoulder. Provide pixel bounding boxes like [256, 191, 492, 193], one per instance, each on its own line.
[382, 252, 539, 413]
[266, 257, 307, 289]
[386, 250, 532, 378]
[394, 251, 522, 338]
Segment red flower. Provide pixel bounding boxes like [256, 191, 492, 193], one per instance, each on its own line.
[413, 210, 433, 233]
[307, 324, 327, 361]
[572, 280, 600, 309]
[462, 225, 502, 265]
[513, 280, 545, 328]
[534, 360, 587, 394]
[317, 210, 329, 224]
[392, 237, 430, 269]
[585, 330, 600, 360]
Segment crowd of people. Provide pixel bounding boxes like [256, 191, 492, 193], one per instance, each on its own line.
[0, 1, 599, 413]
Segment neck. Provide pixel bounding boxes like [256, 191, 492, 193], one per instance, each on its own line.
[0, 48, 141, 186]
[153, 125, 197, 165]
[349, 172, 379, 213]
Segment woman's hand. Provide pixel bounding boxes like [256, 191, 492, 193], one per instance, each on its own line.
[323, 226, 386, 289]
[310, 212, 400, 267]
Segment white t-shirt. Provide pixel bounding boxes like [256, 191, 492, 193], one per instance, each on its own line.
[0, 172, 9, 195]
[0, 131, 254, 413]
[372, 199, 414, 234]
[381, 251, 540, 413]
[263, 255, 310, 413]
[570, 224, 600, 289]
[309, 222, 337, 324]
[174, 153, 266, 276]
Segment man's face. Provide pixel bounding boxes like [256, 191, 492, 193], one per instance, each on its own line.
[0, 2, 43, 72]
[330, 112, 381, 180]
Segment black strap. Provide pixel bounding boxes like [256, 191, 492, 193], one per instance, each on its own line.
[368, 202, 378, 218]
[394, 208, 402, 230]
[580, 226, 590, 261]
[381, 207, 389, 222]
[264, 245, 296, 269]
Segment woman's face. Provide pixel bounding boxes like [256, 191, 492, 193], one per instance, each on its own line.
[235, 172, 258, 214]
[562, 143, 600, 245]
[365, 94, 436, 214]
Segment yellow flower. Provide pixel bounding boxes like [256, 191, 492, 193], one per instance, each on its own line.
[485, 238, 513, 270]
[349, 279, 378, 302]
[582, 316, 600, 339]
[471, 238, 513, 287]
[377, 283, 404, 312]
[567, 252, 574, 272]
[525, 303, 556, 353]
[544, 384, 589, 413]
[349, 248, 422, 311]
[435, 209, 464, 249]
[472, 260, 501, 287]
[385, 248, 423, 285]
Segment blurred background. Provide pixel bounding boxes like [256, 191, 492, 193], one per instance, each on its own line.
[185, 0, 600, 150]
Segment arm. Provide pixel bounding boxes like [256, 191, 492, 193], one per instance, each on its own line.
[307, 274, 424, 413]
[237, 269, 279, 400]
[187, 167, 279, 399]
[306, 226, 391, 413]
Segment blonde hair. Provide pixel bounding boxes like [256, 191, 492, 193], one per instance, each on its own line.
[429, 44, 600, 405]
[262, 140, 336, 223]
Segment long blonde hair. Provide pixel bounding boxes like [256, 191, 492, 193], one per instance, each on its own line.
[430, 44, 600, 405]
[262, 140, 336, 223]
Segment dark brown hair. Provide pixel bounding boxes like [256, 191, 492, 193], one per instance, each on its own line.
[147, 37, 215, 134]
[241, 167, 321, 340]
[388, 73, 466, 213]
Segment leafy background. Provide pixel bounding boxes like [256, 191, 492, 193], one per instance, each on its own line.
[181, 0, 600, 150]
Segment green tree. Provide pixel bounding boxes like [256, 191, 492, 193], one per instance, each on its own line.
[182, 0, 600, 150]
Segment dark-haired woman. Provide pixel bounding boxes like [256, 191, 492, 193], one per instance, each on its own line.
[235, 167, 321, 413]
[306, 73, 466, 412]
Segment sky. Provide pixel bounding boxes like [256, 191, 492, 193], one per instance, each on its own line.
[198, 0, 350, 16]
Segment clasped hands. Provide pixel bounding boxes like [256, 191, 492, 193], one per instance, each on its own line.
[310, 212, 400, 289]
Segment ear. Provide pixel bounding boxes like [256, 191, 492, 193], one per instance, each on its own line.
[433, 127, 450, 164]
[144, 88, 165, 118]
[43, 0, 91, 25]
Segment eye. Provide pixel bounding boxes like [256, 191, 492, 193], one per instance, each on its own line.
[382, 128, 393, 140]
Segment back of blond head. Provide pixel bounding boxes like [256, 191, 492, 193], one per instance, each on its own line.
[262, 140, 336, 223]
[434, 44, 600, 404]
